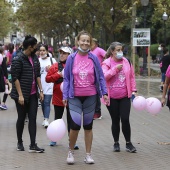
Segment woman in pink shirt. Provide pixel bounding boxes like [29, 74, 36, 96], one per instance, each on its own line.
[102, 42, 137, 153]
[161, 65, 170, 108]
[63, 30, 108, 165]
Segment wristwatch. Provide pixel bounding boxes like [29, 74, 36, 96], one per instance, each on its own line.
[40, 89, 43, 93]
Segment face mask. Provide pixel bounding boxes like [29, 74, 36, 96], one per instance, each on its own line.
[78, 46, 90, 53]
[41, 54, 47, 59]
[158, 47, 162, 51]
[115, 52, 123, 59]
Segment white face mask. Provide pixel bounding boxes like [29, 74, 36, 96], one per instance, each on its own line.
[115, 52, 123, 59]
[158, 47, 162, 51]
[78, 46, 90, 53]
[41, 54, 47, 59]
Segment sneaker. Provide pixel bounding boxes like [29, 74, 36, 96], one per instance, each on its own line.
[49, 141, 57, 146]
[93, 113, 101, 120]
[98, 115, 103, 120]
[0, 105, 7, 110]
[160, 86, 163, 92]
[67, 150, 74, 164]
[74, 144, 79, 150]
[84, 153, 94, 164]
[113, 142, 120, 152]
[29, 143, 45, 153]
[44, 119, 49, 128]
[42, 120, 45, 126]
[17, 143, 25, 151]
[126, 142, 136, 153]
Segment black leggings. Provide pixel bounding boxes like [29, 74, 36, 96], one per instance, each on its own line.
[15, 94, 38, 145]
[3, 93, 8, 103]
[54, 105, 71, 134]
[106, 97, 131, 142]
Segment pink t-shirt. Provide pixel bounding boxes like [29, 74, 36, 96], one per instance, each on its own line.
[91, 47, 106, 65]
[29, 57, 36, 95]
[6, 51, 13, 66]
[109, 59, 128, 99]
[166, 65, 170, 78]
[73, 53, 97, 96]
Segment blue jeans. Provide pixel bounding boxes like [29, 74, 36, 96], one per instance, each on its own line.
[41, 94, 52, 119]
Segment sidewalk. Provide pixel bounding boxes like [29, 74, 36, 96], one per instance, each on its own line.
[0, 78, 170, 170]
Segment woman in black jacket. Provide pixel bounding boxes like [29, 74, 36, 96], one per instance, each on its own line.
[0, 46, 8, 105]
[11, 35, 44, 153]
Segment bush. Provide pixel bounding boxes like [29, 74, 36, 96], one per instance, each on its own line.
[150, 44, 159, 57]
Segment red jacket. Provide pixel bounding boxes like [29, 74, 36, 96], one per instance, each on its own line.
[46, 62, 65, 106]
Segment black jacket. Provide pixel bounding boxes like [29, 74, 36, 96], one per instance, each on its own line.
[0, 57, 8, 92]
[160, 54, 170, 73]
[11, 52, 40, 101]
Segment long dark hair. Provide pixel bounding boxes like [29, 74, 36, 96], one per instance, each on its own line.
[8, 43, 14, 54]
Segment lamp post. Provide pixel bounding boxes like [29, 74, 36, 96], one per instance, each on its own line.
[66, 24, 70, 43]
[110, 7, 115, 22]
[162, 12, 168, 45]
[140, 0, 149, 76]
[110, 7, 115, 42]
[92, 15, 96, 36]
[76, 20, 79, 35]
[135, 18, 139, 27]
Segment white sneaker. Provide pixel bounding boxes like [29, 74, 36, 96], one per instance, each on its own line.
[67, 150, 74, 164]
[98, 115, 103, 120]
[42, 120, 45, 126]
[84, 153, 94, 164]
[44, 119, 49, 128]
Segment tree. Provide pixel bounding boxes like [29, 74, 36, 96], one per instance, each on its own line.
[0, 1, 13, 39]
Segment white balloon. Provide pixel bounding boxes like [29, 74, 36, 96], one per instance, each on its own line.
[46, 119, 66, 142]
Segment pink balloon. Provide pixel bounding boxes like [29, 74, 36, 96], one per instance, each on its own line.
[133, 96, 146, 111]
[146, 97, 162, 115]
[46, 119, 66, 142]
[60, 82, 63, 92]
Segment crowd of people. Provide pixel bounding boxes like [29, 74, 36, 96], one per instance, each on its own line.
[0, 30, 147, 165]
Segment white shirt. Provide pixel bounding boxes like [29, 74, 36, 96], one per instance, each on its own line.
[39, 57, 56, 94]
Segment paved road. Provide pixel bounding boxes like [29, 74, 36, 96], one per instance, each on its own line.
[0, 77, 170, 170]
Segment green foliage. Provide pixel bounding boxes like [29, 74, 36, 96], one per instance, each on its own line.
[0, 1, 13, 38]
[150, 44, 159, 57]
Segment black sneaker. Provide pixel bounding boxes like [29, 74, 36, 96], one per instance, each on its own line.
[29, 143, 45, 153]
[126, 142, 136, 153]
[17, 143, 25, 151]
[113, 142, 120, 152]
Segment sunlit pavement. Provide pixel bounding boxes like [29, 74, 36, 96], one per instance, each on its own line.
[0, 77, 170, 170]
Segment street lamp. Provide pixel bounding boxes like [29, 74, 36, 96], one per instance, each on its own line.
[162, 12, 168, 45]
[140, 0, 149, 76]
[135, 18, 139, 27]
[92, 15, 96, 36]
[76, 20, 79, 35]
[110, 7, 115, 22]
[66, 24, 70, 43]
